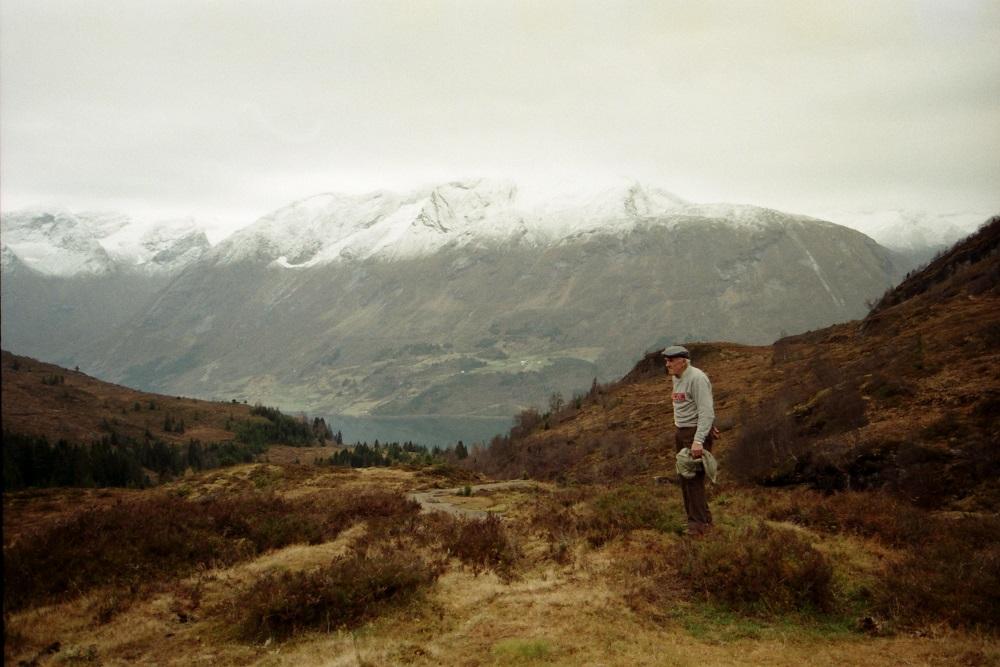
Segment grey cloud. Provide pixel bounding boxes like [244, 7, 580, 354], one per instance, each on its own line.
[2, 0, 998, 224]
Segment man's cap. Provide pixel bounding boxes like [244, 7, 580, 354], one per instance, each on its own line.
[663, 345, 690, 359]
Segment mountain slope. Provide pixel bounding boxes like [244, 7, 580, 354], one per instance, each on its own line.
[820, 208, 989, 265]
[82, 207, 897, 438]
[1, 209, 214, 365]
[1, 350, 255, 446]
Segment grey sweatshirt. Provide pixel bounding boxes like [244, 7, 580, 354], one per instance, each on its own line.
[671, 364, 715, 444]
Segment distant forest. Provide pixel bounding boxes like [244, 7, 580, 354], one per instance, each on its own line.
[2, 431, 266, 490]
[2, 404, 334, 490]
[2, 402, 471, 490]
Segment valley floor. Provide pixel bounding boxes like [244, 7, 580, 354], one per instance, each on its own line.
[4, 465, 998, 667]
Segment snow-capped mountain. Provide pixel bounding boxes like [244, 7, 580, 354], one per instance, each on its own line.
[8, 182, 983, 279]
[212, 179, 697, 267]
[815, 208, 988, 255]
[0, 208, 117, 276]
[69, 184, 903, 439]
[211, 179, 880, 273]
[1, 208, 216, 372]
[1, 208, 212, 276]
[105, 218, 212, 273]
[10, 178, 975, 445]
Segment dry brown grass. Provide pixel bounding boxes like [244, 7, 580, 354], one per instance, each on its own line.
[262, 444, 344, 465]
[3, 475, 421, 615]
[5, 463, 1000, 667]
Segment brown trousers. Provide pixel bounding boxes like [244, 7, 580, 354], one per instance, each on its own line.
[674, 426, 714, 530]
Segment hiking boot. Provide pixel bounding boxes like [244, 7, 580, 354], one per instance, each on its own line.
[685, 522, 714, 538]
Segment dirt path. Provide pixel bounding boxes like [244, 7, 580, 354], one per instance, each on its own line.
[407, 479, 540, 518]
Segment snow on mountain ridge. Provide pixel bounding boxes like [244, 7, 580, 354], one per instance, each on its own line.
[12, 181, 977, 275]
[1, 209, 211, 276]
[811, 208, 989, 252]
[216, 179, 702, 267]
[1, 209, 116, 276]
[217, 180, 527, 266]
[1, 181, 836, 275]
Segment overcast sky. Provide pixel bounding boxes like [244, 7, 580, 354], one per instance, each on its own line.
[2, 0, 998, 234]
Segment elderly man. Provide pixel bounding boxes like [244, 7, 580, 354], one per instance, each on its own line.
[663, 345, 717, 535]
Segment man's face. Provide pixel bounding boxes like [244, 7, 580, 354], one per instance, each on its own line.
[665, 356, 687, 377]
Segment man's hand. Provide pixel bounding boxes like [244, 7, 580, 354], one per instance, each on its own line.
[711, 425, 721, 440]
[691, 441, 704, 459]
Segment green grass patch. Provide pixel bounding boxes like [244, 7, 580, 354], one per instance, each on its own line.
[491, 638, 554, 663]
[583, 484, 684, 545]
[676, 604, 857, 642]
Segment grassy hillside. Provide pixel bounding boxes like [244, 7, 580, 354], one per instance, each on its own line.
[2, 350, 265, 446]
[1, 351, 341, 488]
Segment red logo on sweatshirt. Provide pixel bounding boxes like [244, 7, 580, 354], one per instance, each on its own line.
[672, 392, 687, 402]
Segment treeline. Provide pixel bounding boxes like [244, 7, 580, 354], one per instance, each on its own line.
[325, 440, 468, 468]
[2, 430, 266, 491]
[229, 405, 336, 447]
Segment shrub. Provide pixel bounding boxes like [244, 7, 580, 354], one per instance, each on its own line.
[875, 514, 1000, 630]
[5, 495, 233, 612]
[324, 489, 421, 534]
[805, 380, 868, 435]
[865, 373, 915, 404]
[525, 487, 589, 558]
[764, 489, 929, 546]
[510, 408, 543, 439]
[589, 433, 649, 482]
[184, 493, 328, 552]
[3, 488, 420, 612]
[972, 391, 1000, 426]
[615, 531, 685, 619]
[440, 513, 521, 582]
[91, 586, 141, 625]
[727, 399, 802, 483]
[670, 522, 834, 614]
[469, 430, 609, 482]
[582, 485, 682, 545]
[919, 410, 970, 441]
[231, 553, 441, 642]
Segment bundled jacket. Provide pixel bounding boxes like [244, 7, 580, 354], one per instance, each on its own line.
[675, 448, 719, 484]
